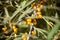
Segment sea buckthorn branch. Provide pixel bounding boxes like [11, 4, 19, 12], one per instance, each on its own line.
[23, 17, 37, 25]
[4, 7, 11, 25]
[42, 16, 60, 24]
[4, 7, 10, 18]
[0, 34, 22, 39]
[34, 27, 47, 38]
[11, 0, 35, 20]
[34, 28, 47, 38]
[31, 2, 44, 19]
[14, 1, 19, 7]
[43, 6, 60, 11]
[18, 7, 31, 20]
[42, 17, 54, 28]
[20, 9, 33, 15]
[27, 23, 33, 40]
[14, 7, 32, 25]
[34, 27, 48, 34]
[47, 24, 60, 40]
[14, 8, 33, 23]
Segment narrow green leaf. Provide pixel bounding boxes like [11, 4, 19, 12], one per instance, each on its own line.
[14, 7, 32, 25]
[34, 27, 48, 34]
[4, 7, 10, 17]
[11, 0, 35, 20]
[20, 0, 27, 7]
[43, 16, 60, 23]
[18, 7, 31, 20]
[55, 12, 58, 19]
[34, 27, 47, 38]
[47, 24, 60, 40]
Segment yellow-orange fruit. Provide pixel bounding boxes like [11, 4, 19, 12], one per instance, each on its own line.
[22, 34, 27, 40]
[32, 30, 35, 35]
[2, 27, 7, 31]
[37, 11, 42, 15]
[26, 18, 32, 24]
[31, 3, 35, 8]
[33, 19, 37, 25]
[33, 6, 37, 10]
[13, 28, 18, 33]
[37, 7, 40, 11]
[13, 26, 16, 29]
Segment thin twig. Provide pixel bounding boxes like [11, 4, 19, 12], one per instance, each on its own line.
[4, 7, 10, 17]
[42, 16, 60, 24]
[11, 0, 35, 20]
[27, 24, 33, 40]
[43, 6, 60, 11]
[34, 27, 47, 38]
[42, 17, 53, 28]
[14, 7, 32, 25]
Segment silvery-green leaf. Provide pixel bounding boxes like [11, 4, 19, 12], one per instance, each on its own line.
[20, 1, 27, 7]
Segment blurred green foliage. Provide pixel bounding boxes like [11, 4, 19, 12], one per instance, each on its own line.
[0, 0, 60, 40]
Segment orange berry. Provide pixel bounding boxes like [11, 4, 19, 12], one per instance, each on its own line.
[37, 11, 42, 15]
[31, 3, 35, 8]
[2, 27, 7, 31]
[26, 18, 32, 22]
[14, 28, 18, 33]
[23, 37, 27, 40]
[33, 19, 37, 25]
[26, 18, 32, 24]
[13, 26, 16, 29]
[32, 30, 35, 35]
[13, 25, 18, 33]
[27, 21, 32, 24]
[22, 34, 27, 40]
[33, 6, 37, 10]
[40, 5, 43, 8]
[36, 14, 42, 19]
